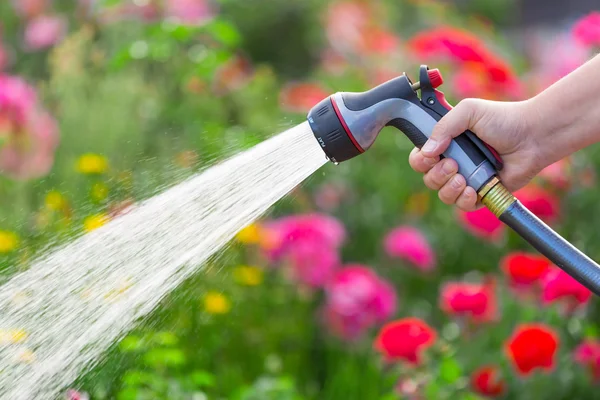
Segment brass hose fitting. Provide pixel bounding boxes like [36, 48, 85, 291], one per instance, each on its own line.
[478, 177, 516, 217]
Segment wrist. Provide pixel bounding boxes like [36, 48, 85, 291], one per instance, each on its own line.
[523, 95, 575, 168]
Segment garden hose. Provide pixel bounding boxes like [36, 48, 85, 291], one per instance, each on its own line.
[307, 65, 600, 296]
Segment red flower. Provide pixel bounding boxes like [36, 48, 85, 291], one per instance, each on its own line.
[457, 208, 504, 242]
[574, 339, 600, 381]
[505, 324, 559, 376]
[407, 26, 522, 99]
[500, 252, 551, 288]
[514, 185, 560, 224]
[471, 365, 505, 397]
[573, 12, 600, 48]
[440, 279, 497, 322]
[374, 317, 437, 365]
[279, 83, 329, 113]
[541, 267, 591, 307]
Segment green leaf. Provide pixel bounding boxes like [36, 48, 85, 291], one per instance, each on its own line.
[122, 370, 156, 387]
[99, 0, 122, 6]
[424, 381, 440, 400]
[152, 331, 178, 346]
[143, 348, 186, 368]
[584, 324, 599, 338]
[169, 25, 196, 42]
[119, 335, 144, 352]
[117, 387, 140, 400]
[205, 20, 241, 47]
[440, 357, 462, 383]
[189, 370, 215, 387]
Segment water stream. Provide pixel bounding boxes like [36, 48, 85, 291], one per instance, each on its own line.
[0, 122, 325, 399]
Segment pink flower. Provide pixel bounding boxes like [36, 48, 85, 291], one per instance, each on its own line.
[165, 0, 215, 26]
[325, 1, 371, 55]
[261, 213, 345, 288]
[440, 279, 497, 323]
[457, 208, 504, 241]
[24, 15, 67, 51]
[384, 226, 435, 271]
[527, 34, 590, 90]
[324, 265, 397, 340]
[261, 213, 345, 261]
[541, 267, 591, 308]
[65, 389, 89, 400]
[286, 238, 339, 287]
[574, 339, 600, 381]
[0, 74, 60, 180]
[573, 12, 600, 48]
[11, 0, 50, 19]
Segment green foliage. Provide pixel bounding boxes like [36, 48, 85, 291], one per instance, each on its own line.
[2, 1, 600, 400]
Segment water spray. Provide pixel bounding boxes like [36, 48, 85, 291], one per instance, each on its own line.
[307, 65, 600, 296]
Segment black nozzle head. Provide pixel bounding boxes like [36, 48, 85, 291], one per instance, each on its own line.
[307, 96, 362, 164]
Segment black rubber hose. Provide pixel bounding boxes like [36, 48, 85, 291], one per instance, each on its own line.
[500, 201, 600, 296]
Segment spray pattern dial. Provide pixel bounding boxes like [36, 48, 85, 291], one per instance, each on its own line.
[307, 65, 503, 192]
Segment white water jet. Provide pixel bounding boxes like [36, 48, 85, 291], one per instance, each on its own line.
[0, 122, 325, 399]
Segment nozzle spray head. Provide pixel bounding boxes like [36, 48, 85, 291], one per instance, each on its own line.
[307, 74, 416, 164]
[306, 65, 503, 193]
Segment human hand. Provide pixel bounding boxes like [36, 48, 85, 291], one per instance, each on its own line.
[408, 98, 545, 211]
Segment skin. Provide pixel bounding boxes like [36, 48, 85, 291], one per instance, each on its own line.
[409, 54, 600, 211]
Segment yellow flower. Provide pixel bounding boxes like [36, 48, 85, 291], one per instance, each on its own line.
[236, 223, 261, 244]
[83, 214, 109, 232]
[45, 190, 67, 211]
[233, 265, 263, 286]
[203, 291, 231, 314]
[0, 329, 28, 344]
[90, 182, 109, 202]
[76, 153, 109, 174]
[0, 231, 19, 253]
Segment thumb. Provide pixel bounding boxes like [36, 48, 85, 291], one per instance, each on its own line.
[420, 99, 483, 157]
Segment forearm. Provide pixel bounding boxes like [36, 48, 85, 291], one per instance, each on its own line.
[529, 54, 600, 163]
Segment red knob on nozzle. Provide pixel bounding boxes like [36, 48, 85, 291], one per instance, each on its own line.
[427, 69, 444, 88]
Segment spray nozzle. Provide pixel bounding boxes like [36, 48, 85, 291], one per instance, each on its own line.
[307, 65, 502, 192]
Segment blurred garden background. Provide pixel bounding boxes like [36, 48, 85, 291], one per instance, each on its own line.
[1, 0, 600, 399]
